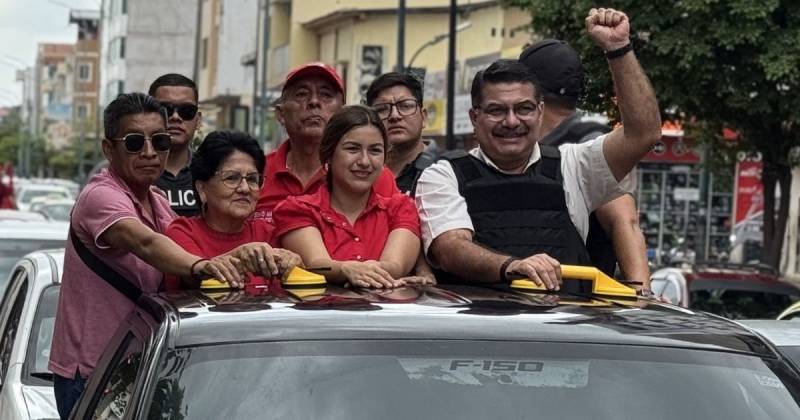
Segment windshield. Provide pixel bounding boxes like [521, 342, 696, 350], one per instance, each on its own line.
[40, 204, 72, 222]
[147, 340, 800, 420]
[20, 189, 70, 204]
[24, 285, 58, 385]
[0, 240, 65, 294]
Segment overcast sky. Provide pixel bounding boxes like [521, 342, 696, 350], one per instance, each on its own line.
[0, 0, 100, 107]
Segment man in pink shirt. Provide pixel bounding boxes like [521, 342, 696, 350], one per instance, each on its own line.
[48, 92, 246, 420]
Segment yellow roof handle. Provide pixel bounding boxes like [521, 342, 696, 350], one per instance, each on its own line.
[510, 265, 636, 298]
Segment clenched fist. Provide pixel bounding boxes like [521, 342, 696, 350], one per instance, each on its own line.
[585, 8, 630, 51]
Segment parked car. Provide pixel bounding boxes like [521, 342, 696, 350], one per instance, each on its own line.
[779, 301, 800, 320]
[0, 216, 68, 295]
[651, 263, 800, 319]
[0, 250, 62, 420]
[70, 269, 800, 419]
[29, 198, 75, 222]
[15, 185, 72, 212]
[739, 320, 800, 370]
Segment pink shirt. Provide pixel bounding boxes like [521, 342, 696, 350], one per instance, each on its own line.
[49, 168, 176, 378]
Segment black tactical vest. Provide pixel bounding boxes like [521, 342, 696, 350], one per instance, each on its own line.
[447, 146, 591, 265]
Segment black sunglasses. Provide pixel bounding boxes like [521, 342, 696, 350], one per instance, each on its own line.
[112, 133, 172, 153]
[161, 102, 199, 120]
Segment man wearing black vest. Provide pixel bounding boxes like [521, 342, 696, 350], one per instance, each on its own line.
[415, 8, 660, 291]
[519, 39, 650, 288]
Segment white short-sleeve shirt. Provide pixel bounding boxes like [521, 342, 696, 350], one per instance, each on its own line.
[415, 135, 635, 256]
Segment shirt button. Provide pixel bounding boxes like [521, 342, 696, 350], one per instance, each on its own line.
[354, 237, 360, 242]
[341, 222, 347, 226]
[356, 255, 363, 260]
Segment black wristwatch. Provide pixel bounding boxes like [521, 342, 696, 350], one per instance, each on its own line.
[606, 42, 633, 60]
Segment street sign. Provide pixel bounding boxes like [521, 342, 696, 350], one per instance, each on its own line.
[673, 187, 700, 201]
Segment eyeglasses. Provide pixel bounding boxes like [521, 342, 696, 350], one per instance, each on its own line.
[111, 133, 172, 153]
[161, 102, 199, 120]
[215, 170, 264, 189]
[474, 101, 541, 122]
[372, 99, 419, 120]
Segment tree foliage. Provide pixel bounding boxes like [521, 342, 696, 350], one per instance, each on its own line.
[505, 0, 800, 267]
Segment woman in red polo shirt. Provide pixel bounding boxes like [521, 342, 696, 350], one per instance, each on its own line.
[273, 106, 424, 288]
[165, 130, 300, 290]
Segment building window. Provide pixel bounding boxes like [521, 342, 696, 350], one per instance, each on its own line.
[121, 0, 127, 14]
[117, 80, 124, 96]
[119, 37, 126, 59]
[78, 63, 92, 81]
[202, 38, 208, 69]
[47, 65, 56, 79]
[77, 104, 88, 119]
[491, 28, 496, 37]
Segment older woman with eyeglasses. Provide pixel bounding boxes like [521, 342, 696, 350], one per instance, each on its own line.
[165, 130, 301, 290]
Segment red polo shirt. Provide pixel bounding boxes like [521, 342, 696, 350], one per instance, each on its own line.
[272, 187, 420, 262]
[255, 139, 399, 222]
[164, 216, 276, 291]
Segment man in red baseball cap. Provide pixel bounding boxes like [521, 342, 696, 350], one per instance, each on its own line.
[255, 62, 398, 221]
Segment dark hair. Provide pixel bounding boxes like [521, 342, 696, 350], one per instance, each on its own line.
[470, 59, 543, 108]
[104, 92, 166, 140]
[148, 73, 199, 102]
[190, 130, 266, 205]
[319, 105, 387, 191]
[365, 72, 423, 105]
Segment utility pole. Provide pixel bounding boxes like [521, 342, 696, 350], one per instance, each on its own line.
[252, 3, 261, 137]
[445, 0, 457, 149]
[396, 0, 406, 72]
[258, 0, 271, 147]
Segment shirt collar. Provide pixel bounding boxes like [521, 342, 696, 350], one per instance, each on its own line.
[314, 185, 387, 216]
[472, 142, 542, 174]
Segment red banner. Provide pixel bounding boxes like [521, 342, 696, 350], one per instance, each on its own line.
[733, 159, 763, 225]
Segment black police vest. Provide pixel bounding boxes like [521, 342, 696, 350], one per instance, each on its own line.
[447, 146, 591, 265]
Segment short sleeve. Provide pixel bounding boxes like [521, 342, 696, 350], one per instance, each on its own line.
[374, 167, 401, 197]
[386, 193, 421, 238]
[560, 135, 630, 213]
[272, 196, 321, 241]
[251, 218, 277, 246]
[164, 217, 204, 256]
[414, 160, 474, 254]
[73, 184, 140, 249]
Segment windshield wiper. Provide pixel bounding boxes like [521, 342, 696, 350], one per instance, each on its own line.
[30, 372, 54, 381]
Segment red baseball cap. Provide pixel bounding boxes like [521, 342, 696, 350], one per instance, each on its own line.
[283, 62, 345, 96]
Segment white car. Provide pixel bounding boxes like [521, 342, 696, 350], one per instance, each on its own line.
[0, 250, 62, 420]
[0, 216, 68, 296]
[28, 198, 75, 223]
[15, 185, 72, 212]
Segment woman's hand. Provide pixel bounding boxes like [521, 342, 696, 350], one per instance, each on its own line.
[230, 242, 280, 277]
[274, 248, 303, 275]
[195, 255, 245, 288]
[398, 275, 437, 285]
[341, 260, 404, 289]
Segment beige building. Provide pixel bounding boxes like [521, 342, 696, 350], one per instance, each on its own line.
[196, 0, 259, 134]
[265, 0, 532, 138]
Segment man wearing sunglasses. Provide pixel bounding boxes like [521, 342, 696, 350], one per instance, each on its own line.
[366, 72, 440, 195]
[255, 62, 398, 222]
[415, 8, 661, 291]
[49, 92, 242, 420]
[149, 73, 202, 216]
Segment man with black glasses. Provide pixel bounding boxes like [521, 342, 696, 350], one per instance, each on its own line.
[416, 8, 661, 290]
[366, 72, 439, 195]
[149, 73, 202, 216]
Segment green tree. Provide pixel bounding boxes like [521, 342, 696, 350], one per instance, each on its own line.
[505, 0, 800, 268]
